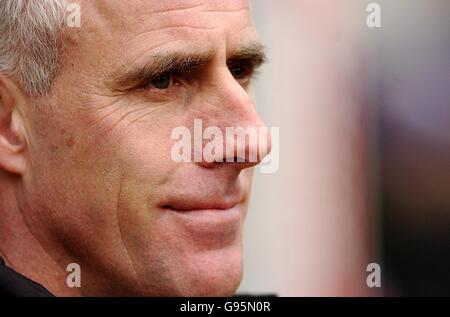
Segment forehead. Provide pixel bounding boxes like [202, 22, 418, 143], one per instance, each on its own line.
[91, 0, 251, 19]
[77, 0, 255, 51]
[68, 0, 257, 79]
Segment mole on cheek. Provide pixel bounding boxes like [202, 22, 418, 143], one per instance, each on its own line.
[65, 135, 76, 148]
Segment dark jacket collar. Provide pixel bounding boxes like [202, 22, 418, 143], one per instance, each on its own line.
[0, 256, 54, 297]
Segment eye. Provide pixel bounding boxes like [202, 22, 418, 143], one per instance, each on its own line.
[229, 64, 250, 80]
[148, 74, 173, 90]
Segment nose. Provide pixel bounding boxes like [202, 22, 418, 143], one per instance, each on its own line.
[196, 71, 272, 171]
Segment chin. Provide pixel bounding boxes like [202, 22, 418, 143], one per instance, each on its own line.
[180, 252, 244, 297]
[153, 245, 244, 297]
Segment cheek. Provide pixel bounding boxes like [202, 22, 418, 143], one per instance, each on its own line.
[113, 120, 180, 237]
[116, 121, 177, 196]
[112, 127, 185, 292]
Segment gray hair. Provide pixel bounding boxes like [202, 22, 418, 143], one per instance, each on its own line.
[0, 0, 68, 96]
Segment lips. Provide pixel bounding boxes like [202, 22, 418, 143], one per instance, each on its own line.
[161, 190, 245, 246]
[163, 198, 240, 212]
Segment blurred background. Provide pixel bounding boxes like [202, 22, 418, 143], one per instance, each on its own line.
[239, 0, 450, 296]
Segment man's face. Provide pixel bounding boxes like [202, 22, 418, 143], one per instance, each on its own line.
[21, 0, 268, 296]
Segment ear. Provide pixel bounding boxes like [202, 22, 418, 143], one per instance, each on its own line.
[0, 74, 28, 176]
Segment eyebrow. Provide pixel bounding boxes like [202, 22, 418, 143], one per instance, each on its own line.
[111, 41, 267, 92]
[228, 42, 267, 66]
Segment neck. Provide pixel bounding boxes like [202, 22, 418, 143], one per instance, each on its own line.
[0, 185, 81, 297]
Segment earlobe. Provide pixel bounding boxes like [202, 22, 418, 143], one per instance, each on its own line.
[0, 74, 28, 176]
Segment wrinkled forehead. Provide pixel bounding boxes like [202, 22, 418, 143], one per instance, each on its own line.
[78, 0, 255, 43]
[62, 0, 258, 85]
[90, 0, 251, 19]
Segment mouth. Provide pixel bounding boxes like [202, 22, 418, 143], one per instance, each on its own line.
[162, 197, 244, 241]
[163, 201, 241, 223]
[162, 200, 239, 212]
